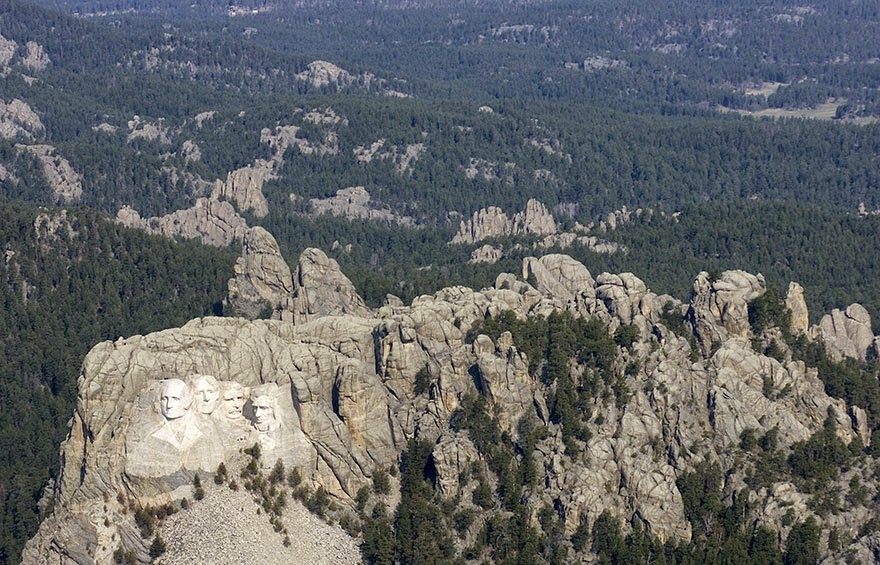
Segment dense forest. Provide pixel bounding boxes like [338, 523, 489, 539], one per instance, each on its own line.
[2, 0, 880, 562]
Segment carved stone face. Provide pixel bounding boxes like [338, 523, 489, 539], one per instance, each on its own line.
[251, 395, 277, 432]
[191, 377, 219, 415]
[160, 379, 192, 420]
[223, 383, 247, 420]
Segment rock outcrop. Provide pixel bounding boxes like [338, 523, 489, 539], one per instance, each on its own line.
[811, 303, 874, 362]
[284, 248, 372, 323]
[116, 198, 249, 247]
[452, 198, 558, 244]
[16, 144, 82, 204]
[24, 247, 880, 564]
[353, 140, 425, 174]
[211, 161, 273, 218]
[1, 98, 44, 140]
[785, 281, 810, 335]
[689, 270, 766, 354]
[225, 227, 294, 318]
[309, 186, 416, 226]
[295, 60, 375, 90]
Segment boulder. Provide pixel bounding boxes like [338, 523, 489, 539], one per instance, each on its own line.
[811, 303, 874, 362]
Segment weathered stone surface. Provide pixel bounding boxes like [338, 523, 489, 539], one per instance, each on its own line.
[126, 115, 173, 145]
[433, 433, 479, 498]
[295, 60, 375, 90]
[0, 98, 43, 140]
[786, 281, 809, 335]
[452, 199, 557, 244]
[211, 161, 273, 218]
[309, 186, 415, 226]
[470, 244, 504, 264]
[116, 197, 249, 247]
[523, 254, 595, 302]
[22, 40, 50, 71]
[353, 139, 425, 174]
[284, 248, 372, 323]
[811, 303, 874, 361]
[225, 227, 294, 319]
[689, 270, 766, 354]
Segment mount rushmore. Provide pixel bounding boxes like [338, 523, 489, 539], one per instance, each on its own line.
[22, 226, 880, 563]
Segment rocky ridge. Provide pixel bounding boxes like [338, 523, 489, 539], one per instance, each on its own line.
[23, 241, 880, 563]
[454, 199, 623, 262]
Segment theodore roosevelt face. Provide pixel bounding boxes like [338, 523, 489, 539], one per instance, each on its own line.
[223, 382, 248, 420]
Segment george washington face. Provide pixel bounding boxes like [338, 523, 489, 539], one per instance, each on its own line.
[160, 379, 192, 420]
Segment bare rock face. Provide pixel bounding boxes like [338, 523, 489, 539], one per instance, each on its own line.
[115, 198, 249, 247]
[0, 36, 49, 73]
[225, 227, 294, 319]
[22, 40, 50, 71]
[309, 186, 415, 226]
[353, 139, 425, 174]
[451, 199, 557, 244]
[1, 98, 44, 140]
[811, 303, 874, 362]
[470, 244, 504, 264]
[523, 254, 595, 302]
[211, 162, 272, 219]
[785, 281, 809, 335]
[689, 270, 766, 354]
[285, 248, 372, 323]
[16, 144, 82, 203]
[295, 60, 375, 90]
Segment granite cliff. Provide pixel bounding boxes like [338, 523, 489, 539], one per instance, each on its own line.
[23, 240, 880, 563]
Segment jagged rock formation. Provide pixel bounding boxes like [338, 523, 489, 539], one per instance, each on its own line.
[211, 161, 273, 218]
[210, 115, 344, 219]
[225, 227, 294, 319]
[0, 98, 44, 140]
[689, 270, 766, 354]
[24, 245, 880, 564]
[455, 200, 623, 262]
[15, 144, 82, 204]
[812, 303, 875, 362]
[116, 198, 249, 247]
[470, 244, 504, 264]
[452, 199, 558, 244]
[786, 281, 810, 335]
[308, 186, 416, 226]
[282, 248, 372, 323]
[126, 115, 173, 145]
[0, 35, 50, 74]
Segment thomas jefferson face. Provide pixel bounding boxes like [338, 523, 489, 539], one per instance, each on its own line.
[223, 382, 248, 420]
[191, 376, 219, 415]
[160, 379, 192, 420]
[251, 395, 277, 432]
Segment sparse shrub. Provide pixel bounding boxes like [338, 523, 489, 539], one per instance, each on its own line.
[148, 535, 166, 559]
[287, 468, 302, 488]
[269, 459, 285, 484]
